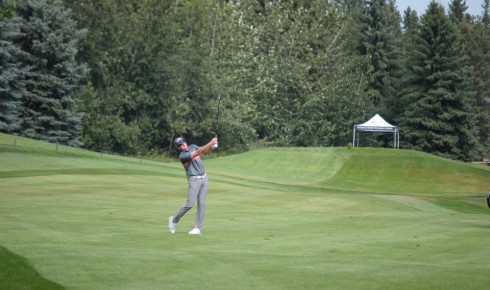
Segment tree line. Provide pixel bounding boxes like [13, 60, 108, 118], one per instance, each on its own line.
[1, 0, 489, 161]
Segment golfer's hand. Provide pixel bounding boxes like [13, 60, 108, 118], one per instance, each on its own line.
[211, 137, 218, 145]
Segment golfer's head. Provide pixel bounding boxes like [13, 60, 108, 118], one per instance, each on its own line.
[174, 137, 187, 150]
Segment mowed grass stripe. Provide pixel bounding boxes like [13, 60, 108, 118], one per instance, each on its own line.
[206, 147, 348, 185]
[0, 168, 178, 178]
[374, 194, 456, 213]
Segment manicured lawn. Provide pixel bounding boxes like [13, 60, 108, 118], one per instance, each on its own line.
[1, 133, 489, 289]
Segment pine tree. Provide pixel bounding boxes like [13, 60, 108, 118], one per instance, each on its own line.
[15, 0, 88, 146]
[449, 0, 490, 156]
[397, 1, 480, 161]
[484, 0, 490, 27]
[358, 0, 403, 122]
[382, 0, 404, 121]
[0, 0, 28, 133]
[448, 0, 468, 22]
[401, 7, 420, 54]
[471, 0, 490, 155]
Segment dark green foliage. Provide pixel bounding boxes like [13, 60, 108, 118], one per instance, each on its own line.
[448, 0, 468, 22]
[402, 7, 420, 53]
[343, 0, 403, 148]
[0, 1, 28, 133]
[68, 0, 159, 153]
[0, 0, 16, 19]
[66, 0, 257, 154]
[14, 0, 87, 146]
[446, 0, 490, 156]
[397, 2, 480, 161]
[359, 0, 403, 121]
[236, 0, 372, 147]
[474, 1, 490, 155]
[2, 0, 484, 160]
[455, 0, 490, 156]
[484, 0, 490, 27]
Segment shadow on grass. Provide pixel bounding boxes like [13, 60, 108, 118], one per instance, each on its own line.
[0, 246, 65, 290]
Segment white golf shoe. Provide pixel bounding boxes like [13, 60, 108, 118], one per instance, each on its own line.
[168, 216, 176, 234]
[188, 228, 201, 235]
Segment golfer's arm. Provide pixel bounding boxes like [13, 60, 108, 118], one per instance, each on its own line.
[190, 140, 215, 158]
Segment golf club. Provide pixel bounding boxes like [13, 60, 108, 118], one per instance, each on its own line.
[212, 96, 221, 149]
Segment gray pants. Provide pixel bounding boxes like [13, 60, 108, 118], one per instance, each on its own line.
[172, 176, 208, 229]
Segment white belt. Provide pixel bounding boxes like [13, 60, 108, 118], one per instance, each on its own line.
[189, 173, 206, 179]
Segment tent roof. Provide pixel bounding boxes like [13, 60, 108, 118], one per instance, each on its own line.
[354, 114, 396, 132]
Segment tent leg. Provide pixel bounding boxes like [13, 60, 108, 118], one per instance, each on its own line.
[393, 130, 396, 149]
[397, 130, 399, 149]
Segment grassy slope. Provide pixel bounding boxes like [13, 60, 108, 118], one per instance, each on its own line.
[1, 133, 489, 290]
[206, 146, 489, 194]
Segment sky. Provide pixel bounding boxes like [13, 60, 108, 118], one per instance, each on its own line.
[396, 0, 484, 17]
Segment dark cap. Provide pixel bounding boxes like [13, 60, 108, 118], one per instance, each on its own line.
[173, 137, 185, 147]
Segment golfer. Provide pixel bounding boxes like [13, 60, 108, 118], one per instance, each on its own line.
[168, 136, 218, 235]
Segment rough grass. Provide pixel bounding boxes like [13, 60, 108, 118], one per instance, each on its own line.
[1, 133, 489, 290]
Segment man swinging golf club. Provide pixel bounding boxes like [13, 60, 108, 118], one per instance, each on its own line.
[169, 136, 218, 235]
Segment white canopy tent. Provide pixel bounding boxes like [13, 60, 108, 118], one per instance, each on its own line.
[352, 114, 399, 149]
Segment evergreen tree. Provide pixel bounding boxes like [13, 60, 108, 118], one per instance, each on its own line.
[357, 0, 403, 120]
[483, 0, 490, 27]
[347, 0, 403, 148]
[387, 0, 402, 40]
[470, 0, 490, 155]
[0, 0, 28, 133]
[15, 0, 88, 146]
[397, 1, 480, 161]
[342, 0, 369, 56]
[382, 0, 404, 121]
[450, 0, 490, 156]
[448, 0, 468, 22]
[401, 7, 419, 54]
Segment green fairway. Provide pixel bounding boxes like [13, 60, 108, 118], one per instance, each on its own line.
[1, 133, 489, 290]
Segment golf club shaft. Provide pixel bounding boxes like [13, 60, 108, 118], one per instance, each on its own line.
[212, 96, 221, 149]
